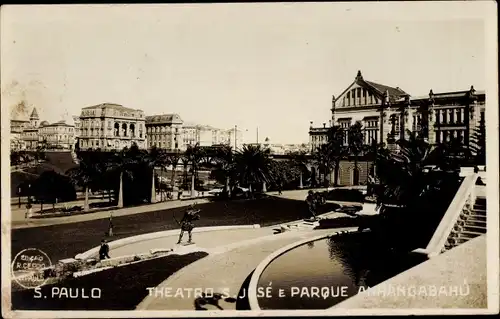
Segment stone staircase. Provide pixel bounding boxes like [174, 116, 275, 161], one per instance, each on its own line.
[455, 196, 487, 245]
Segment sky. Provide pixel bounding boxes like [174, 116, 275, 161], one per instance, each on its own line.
[1, 2, 492, 144]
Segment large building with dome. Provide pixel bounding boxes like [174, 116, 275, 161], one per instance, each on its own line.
[309, 70, 486, 186]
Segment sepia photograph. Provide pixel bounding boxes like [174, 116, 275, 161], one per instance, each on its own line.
[1, 2, 498, 317]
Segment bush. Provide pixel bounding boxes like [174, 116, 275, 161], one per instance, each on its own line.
[32, 171, 77, 204]
[325, 189, 365, 202]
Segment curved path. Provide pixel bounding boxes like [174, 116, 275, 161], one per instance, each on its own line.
[137, 226, 357, 311]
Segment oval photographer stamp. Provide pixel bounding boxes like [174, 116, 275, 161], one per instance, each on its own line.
[11, 248, 53, 289]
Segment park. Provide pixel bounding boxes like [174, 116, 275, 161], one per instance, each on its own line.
[9, 123, 488, 311]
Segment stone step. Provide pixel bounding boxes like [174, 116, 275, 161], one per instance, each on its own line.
[465, 219, 487, 227]
[470, 215, 487, 222]
[456, 237, 473, 244]
[460, 230, 484, 238]
[472, 209, 487, 216]
[463, 225, 487, 233]
[472, 205, 486, 210]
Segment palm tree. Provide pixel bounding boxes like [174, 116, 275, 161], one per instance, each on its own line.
[67, 153, 99, 212]
[347, 121, 364, 185]
[213, 145, 235, 196]
[168, 151, 181, 189]
[326, 125, 346, 186]
[289, 150, 309, 188]
[107, 144, 142, 208]
[144, 146, 168, 203]
[184, 143, 204, 196]
[234, 144, 272, 194]
[374, 131, 433, 207]
[313, 144, 334, 187]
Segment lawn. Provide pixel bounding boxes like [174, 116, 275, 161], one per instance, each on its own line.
[11, 252, 208, 310]
[11, 197, 340, 262]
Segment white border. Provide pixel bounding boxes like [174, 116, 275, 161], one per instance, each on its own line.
[1, 1, 499, 317]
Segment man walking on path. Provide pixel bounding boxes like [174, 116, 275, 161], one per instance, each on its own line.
[99, 239, 111, 260]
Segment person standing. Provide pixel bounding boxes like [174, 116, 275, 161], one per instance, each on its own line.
[99, 239, 111, 260]
[277, 182, 283, 195]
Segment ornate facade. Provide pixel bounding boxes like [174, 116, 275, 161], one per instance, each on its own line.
[309, 70, 485, 153]
[38, 120, 76, 150]
[19, 108, 41, 150]
[145, 114, 183, 151]
[78, 103, 146, 150]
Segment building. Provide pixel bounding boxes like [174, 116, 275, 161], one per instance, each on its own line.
[10, 119, 29, 151]
[78, 103, 146, 151]
[72, 115, 81, 138]
[145, 113, 183, 150]
[38, 120, 76, 150]
[19, 108, 41, 150]
[309, 70, 486, 185]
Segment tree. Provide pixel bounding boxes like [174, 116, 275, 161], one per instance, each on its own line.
[184, 143, 204, 195]
[106, 145, 142, 208]
[212, 145, 235, 196]
[288, 150, 309, 188]
[144, 146, 169, 203]
[374, 131, 433, 207]
[326, 125, 346, 186]
[347, 121, 364, 185]
[234, 144, 272, 194]
[168, 151, 182, 188]
[67, 153, 100, 211]
[313, 144, 334, 187]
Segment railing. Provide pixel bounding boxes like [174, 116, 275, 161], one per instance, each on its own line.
[413, 173, 479, 258]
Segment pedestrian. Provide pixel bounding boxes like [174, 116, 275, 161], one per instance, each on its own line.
[278, 182, 283, 195]
[99, 239, 111, 260]
[177, 188, 183, 200]
[175, 203, 201, 244]
[305, 190, 317, 220]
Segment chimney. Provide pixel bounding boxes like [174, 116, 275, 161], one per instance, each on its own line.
[323, 123, 326, 128]
[329, 120, 332, 127]
[310, 121, 313, 128]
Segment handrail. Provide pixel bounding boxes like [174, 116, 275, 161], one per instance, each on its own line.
[413, 173, 478, 258]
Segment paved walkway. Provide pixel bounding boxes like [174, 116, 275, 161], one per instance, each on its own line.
[10, 188, 361, 230]
[137, 227, 355, 311]
[11, 198, 210, 229]
[109, 227, 276, 258]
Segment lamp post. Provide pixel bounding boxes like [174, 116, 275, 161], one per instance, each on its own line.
[18, 187, 21, 208]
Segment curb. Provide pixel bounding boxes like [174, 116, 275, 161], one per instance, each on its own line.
[247, 228, 359, 310]
[75, 224, 260, 260]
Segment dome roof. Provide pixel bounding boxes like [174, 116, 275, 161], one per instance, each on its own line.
[40, 120, 49, 127]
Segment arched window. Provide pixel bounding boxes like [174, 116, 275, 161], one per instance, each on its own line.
[114, 123, 120, 137]
[122, 123, 128, 137]
[130, 123, 135, 137]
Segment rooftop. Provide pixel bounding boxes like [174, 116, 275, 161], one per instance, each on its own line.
[146, 114, 183, 125]
[82, 103, 141, 113]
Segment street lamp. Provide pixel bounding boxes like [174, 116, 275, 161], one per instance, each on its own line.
[18, 187, 21, 208]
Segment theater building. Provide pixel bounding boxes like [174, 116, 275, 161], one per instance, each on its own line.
[309, 70, 485, 186]
[78, 103, 146, 150]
